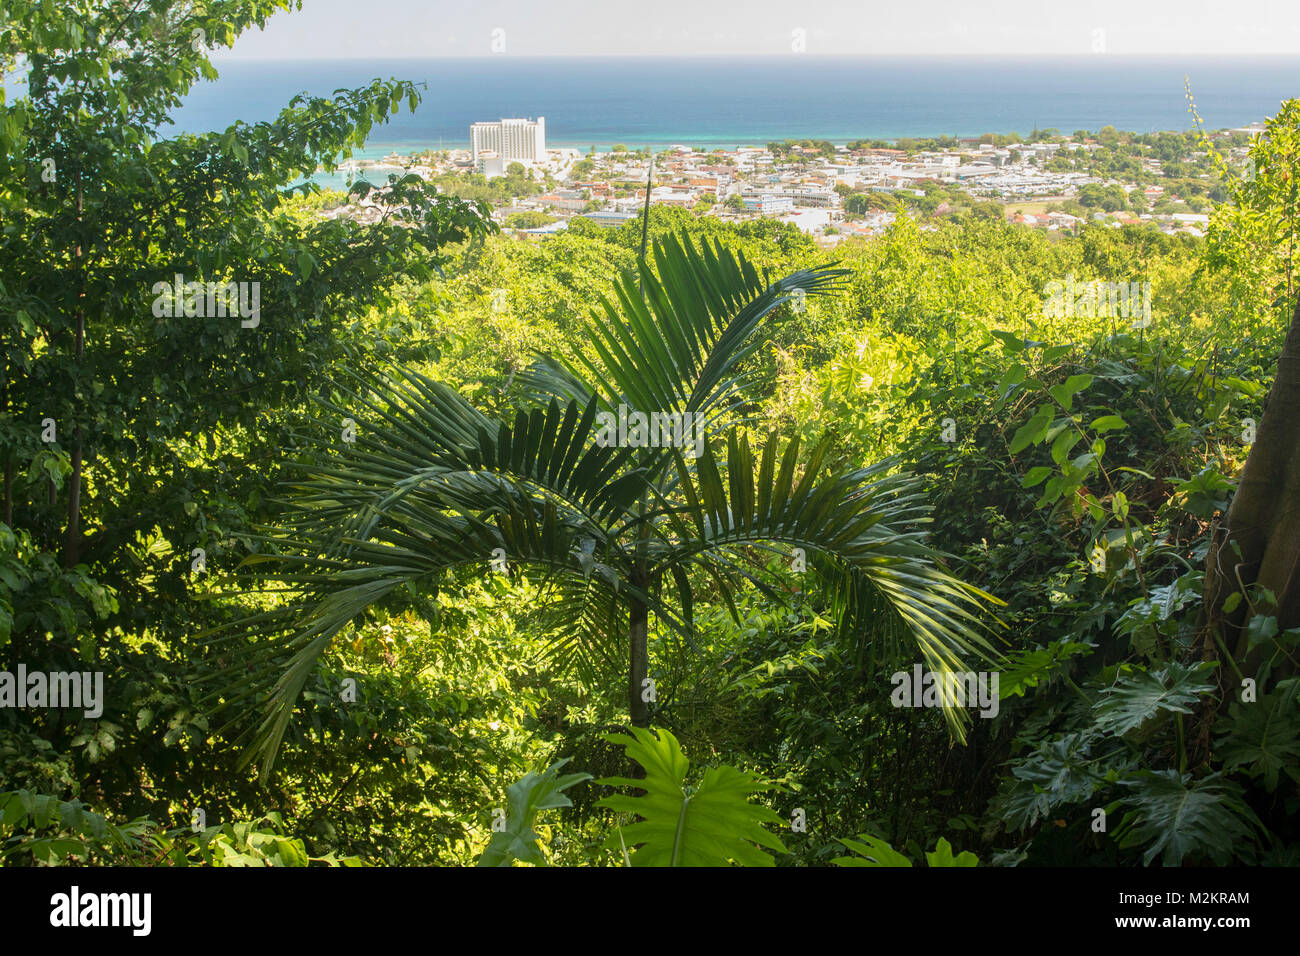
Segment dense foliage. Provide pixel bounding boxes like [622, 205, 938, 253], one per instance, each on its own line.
[1, 0, 1298, 868]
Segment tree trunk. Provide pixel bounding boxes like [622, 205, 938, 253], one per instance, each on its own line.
[1203, 295, 1300, 679]
[628, 594, 649, 727]
[637, 155, 654, 276]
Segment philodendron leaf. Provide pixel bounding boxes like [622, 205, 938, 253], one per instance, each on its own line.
[991, 731, 1129, 832]
[833, 833, 979, 867]
[1116, 770, 1259, 866]
[596, 726, 787, 866]
[832, 832, 913, 867]
[925, 837, 979, 867]
[477, 758, 592, 867]
[1216, 678, 1300, 791]
[1093, 661, 1216, 737]
[997, 641, 1093, 698]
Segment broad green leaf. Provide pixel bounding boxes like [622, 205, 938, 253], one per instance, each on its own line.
[925, 836, 978, 867]
[992, 732, 1120, 831]
[478, 758, 592, 867]
[996, 364, 1027, 396]
[1117, 771, 1259, 866]
[596, 727, 786, 867]
[1093, 662, 1216, 736]
[833, 832, 913, 867]
[1050, 429, 1082, 466]
[1009, 407, 1052, 454]
[1246, 613, 1279, 646]
[1021, 466, 1052, 488]
[1048, 374, 1093, 411]
[1090, 414, 1127, 433]
[1216, 678, 1300, 790]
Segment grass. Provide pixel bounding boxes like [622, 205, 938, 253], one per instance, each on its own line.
[1004, 201, 1052, 216]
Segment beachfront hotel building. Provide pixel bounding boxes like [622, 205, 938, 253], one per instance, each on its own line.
[471, 117, 546, 173]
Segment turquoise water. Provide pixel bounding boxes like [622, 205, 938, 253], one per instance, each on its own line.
[173, 55, 1300, 152]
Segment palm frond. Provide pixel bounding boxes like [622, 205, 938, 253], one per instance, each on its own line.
[650, 431, 1004, 741]
[201, 367, 656, 777]
[198, 236, 1002, 780]
[522, 231, 849, 424]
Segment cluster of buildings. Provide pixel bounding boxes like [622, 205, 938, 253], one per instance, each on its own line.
[322, 117, 1252, 242]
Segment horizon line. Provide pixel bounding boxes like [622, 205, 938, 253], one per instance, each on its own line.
[208, 52, 1300, 61]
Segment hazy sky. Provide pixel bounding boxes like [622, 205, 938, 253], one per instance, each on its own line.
[213, 0, 1300, 58]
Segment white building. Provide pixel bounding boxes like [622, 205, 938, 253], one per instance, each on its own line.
[582, 210, 639, 228]
[783, 209, 832, 233]
[477, 150, 506, 179]
[742, 194, 794, 214]
[471, 117, 547, 173]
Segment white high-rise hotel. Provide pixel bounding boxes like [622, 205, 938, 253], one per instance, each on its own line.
[470, 117, 546, 167]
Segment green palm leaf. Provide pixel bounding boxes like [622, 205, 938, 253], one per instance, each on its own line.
[524, 231, 849, 425]
[201, 231, 1000, 778]
[653, 432, 1003, 740]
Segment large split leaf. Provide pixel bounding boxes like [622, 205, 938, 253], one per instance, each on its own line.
[833, 832, 914, 867]
[833, 833, 978, 867]
[596, 727, 787, 866]
[1216, 677, 1300, 791]
[1093, 661, 1216, 736]
[992, 731, 1128, 831]
[1116, 770, 1259, 866]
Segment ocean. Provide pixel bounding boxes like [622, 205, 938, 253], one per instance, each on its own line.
[168, 55, 1300, 187]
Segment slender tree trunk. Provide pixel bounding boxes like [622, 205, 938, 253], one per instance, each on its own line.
[1202, 295, 1300, 679]
[637, 155, 654, 280]
[627, 192, 656, 728]
[628, 593, 649, 727]
[627, 145, 655, 722]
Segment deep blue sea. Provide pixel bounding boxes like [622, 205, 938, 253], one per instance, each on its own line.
[169, 55, 1300, 182]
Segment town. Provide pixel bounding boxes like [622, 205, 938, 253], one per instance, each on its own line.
[321, 114, 1262, 243]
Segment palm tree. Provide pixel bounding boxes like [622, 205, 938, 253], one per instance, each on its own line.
[208, 231, 1000, 776]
